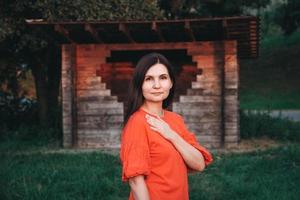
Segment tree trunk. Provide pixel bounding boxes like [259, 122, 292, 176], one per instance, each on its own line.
[31, 59, 48, 127]
[47, 45, 62, 126]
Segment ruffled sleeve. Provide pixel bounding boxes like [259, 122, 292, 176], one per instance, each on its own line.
[120, 114, 151, 182]
[178, 116, 213, 166]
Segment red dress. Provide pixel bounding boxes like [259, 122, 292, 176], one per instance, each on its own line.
[120, 108, 213, 200]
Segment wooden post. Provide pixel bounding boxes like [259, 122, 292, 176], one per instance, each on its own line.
[224, 41, 240, 148]
[61, 44, 76, 147]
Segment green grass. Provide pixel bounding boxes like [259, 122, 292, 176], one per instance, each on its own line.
[0, 152, 128, 200]
[1, 139, 299, 200]
[189, 144, 300, 200]
[239, 30, 300, 110]
[0, 125, 61, 154]
[261, 29, 300, 50]
[240, 90, 300, 110]
[240, 43, 300, 109]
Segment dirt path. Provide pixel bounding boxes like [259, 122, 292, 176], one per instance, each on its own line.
[245, 109, 300, 121]
[268, 110, 300, 121]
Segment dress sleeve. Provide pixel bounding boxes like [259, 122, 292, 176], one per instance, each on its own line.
[178, 116, 213, 166]
[120, 115, 151, 182]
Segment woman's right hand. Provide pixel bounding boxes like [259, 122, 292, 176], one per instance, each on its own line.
[129, 175, 150, 200]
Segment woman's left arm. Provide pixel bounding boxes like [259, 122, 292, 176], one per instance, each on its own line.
[146, 114, 206, 171]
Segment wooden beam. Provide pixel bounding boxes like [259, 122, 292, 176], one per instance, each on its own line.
[222, 19, 228, 39]
[151, 21, 165, 42]
[54, 24, 74, 43]
[96, 41, 253, 58]
[84, 24, 103, 43]
[119, 23, 135, 43]
[184, 20, 195, 41]
[101, 41, 217, 51]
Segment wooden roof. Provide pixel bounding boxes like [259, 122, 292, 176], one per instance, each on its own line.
[27, 16, 259, 58]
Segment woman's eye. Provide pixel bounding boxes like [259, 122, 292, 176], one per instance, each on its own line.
[145, 77, 152, 81]
[160, 76, 167, 80]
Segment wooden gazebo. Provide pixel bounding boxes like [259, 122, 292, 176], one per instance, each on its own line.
[28, 16, 259, 149]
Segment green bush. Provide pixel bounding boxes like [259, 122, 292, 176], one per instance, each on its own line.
[240, 110, 300, 142]
[0, 124, 61, 153]
[261, 28, 300, 51]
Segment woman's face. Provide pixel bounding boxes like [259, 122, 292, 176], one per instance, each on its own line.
[142, 63, 173, 104]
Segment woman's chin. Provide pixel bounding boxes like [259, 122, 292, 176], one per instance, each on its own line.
[148, 96, 167, 102]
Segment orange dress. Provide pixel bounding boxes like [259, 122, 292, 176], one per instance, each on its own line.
[120, 108, 213, 200]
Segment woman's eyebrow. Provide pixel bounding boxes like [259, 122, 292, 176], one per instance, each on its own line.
[145, 73, 169, 77]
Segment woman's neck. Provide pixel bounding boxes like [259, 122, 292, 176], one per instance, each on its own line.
[141, 101, 164, 117]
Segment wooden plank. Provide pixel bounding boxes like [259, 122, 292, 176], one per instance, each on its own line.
[54, 24, 74, 43]
[85, 23, 103, 43]
[151, 21, 165, 42]
[119, 23, 135, 43]
[184, 20, 195, 41]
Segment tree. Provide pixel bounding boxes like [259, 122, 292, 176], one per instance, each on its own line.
[158, 0, 271, 19]
[0, 0, 164, 127]
[273, 0, 300, 35]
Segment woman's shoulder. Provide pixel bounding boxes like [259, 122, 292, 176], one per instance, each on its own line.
[122, 110, 147, 138]
[125, 109, 146, 126]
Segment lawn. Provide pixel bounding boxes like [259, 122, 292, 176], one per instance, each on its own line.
[1, 139, 299, 200]
[240, 39, 300, 110]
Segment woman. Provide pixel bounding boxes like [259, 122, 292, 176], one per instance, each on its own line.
[120, 53, 213, 200]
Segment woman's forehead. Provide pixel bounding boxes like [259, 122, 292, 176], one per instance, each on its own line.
[145, 63, 169, 76]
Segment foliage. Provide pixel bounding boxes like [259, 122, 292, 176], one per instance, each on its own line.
[240, 90, 300, 110]
[240, 39, 300, 110]
[0, 124, 61, 153]
[261, 28, 300, 50]
[158, 0, 270, 19]
[0, 0, 164, 65]
[259, 0, 300, 37]
[0, 91, 38, 129]
[0, 0, 164, 126]
[240, 110, 300, 142]
[271, 0, 300, 35]
[34, 0, 164, 21]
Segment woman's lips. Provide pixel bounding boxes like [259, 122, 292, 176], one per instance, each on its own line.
[151, 92, 163, 95]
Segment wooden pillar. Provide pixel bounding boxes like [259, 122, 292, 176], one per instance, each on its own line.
[224, 41, 240, 148]
[61, 44, 76, 147]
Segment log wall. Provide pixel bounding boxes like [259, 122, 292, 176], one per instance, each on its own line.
[61, 41, 239, 149]
[173, 41, 239, 149]
[62, 45, 123, 148]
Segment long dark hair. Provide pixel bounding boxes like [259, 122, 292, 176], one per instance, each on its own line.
[124, 53, 176, 126]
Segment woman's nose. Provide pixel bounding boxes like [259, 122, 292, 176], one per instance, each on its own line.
[153, 79, 161, 88]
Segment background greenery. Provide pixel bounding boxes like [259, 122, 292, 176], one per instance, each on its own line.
[1, 0, 300, 199]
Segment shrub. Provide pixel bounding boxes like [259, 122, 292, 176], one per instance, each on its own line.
[240, 110, 300, 142]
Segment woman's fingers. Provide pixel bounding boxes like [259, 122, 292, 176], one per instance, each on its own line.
[156, 115, 163, 121]
[146, 114, 165, 124]
[145, 114, 169, 134]
[146, 115, 157, 124]
[149, 126, 158, 132]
